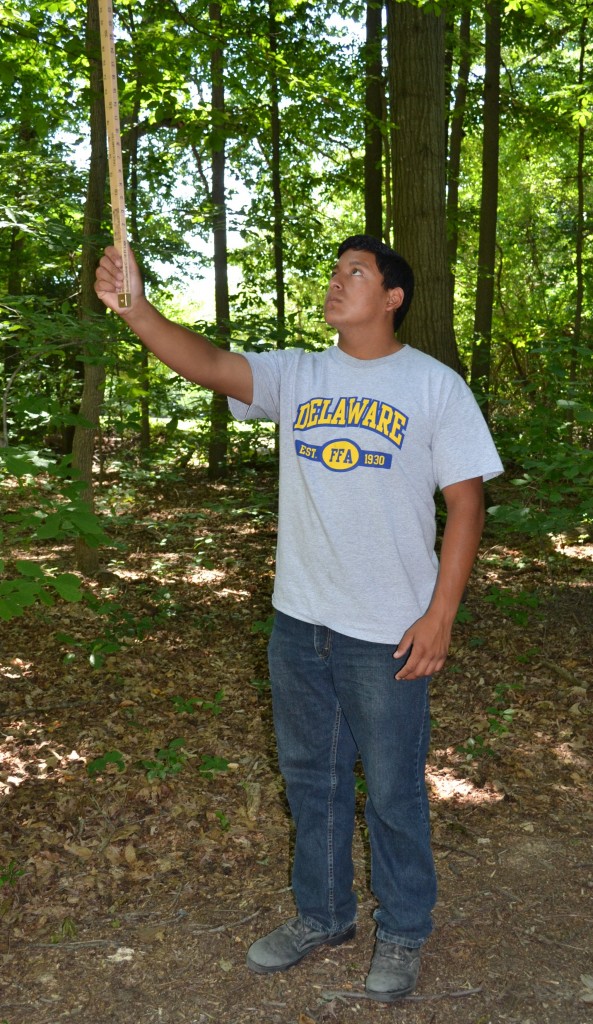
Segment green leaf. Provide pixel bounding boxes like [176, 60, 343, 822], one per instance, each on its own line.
[50, 574, 83, 603]
[69, 510, 107, 536]
[15, 560, 47, 580]
[199, 755, 229, 779]
[87, 751, 126, 777]
[0, 598, 17, 621]
[36, 512, 64, 539]
[0, 448, 52, 478]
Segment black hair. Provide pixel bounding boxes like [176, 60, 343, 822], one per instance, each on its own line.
[337, 235, 414, 331]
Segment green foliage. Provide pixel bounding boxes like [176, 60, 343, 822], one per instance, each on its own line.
[0, 860, 25, 888]
[0, 560, 82, 622]
[193, 534, 216, 569]
[484, 586, 541, 626]
[171, 690, 225, 716]
[458, 681, 522, 762]
[140, 738, 188, 782]
[86, 750, 126, 777]
[454, 603, 474, 625]
[251, 614, 275, 638]
[86, 742, 229, 783]
[198, 755, 230, 780]
[489, 463, 592, 538]
[0, 448, 108, 546]
[56, 586, 182, 669]
[354, 772, 368, 795]
[215, 809, 231, 831]
[489, 382, 593, 542]
[249, 677, 271, 694]
[1, 0, 592, 615]
[0, 447, 111, 620]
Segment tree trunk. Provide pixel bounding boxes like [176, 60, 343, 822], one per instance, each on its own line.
[387, 0, 460, 370]
[4, 227, 24, 385]
[71, 0, 108, 576]
[207, 0, 231, 480]
[364, 0, 383, 239]
[446, 5, 472, 305]
[127, 31, 151, 451]
[269, 0, 286, 456]
[470, 0, 501, 421]
[269, 0, 286, 345]
[571, 17, 587, 391]
[3, 122, 35, 389]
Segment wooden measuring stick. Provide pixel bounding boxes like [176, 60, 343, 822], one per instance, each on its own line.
[98, 0, 131, 308]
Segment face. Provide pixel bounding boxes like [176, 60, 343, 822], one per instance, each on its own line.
[324, 249, 402, 331]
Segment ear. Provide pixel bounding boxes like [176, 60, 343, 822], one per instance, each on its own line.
[385, 286, 404, 313]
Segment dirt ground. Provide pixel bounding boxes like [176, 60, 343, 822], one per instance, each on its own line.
[1, 468, 592, 1024]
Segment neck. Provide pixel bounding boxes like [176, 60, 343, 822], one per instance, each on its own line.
[337, 328, 403, 360]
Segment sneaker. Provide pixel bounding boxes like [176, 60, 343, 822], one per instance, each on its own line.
[246, 916, 356, 974]
[364, 940, 421, 1002]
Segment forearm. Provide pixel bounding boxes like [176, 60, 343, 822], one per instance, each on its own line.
[394, 477, 485, 679]
[122, 297, 225, 387]
[427, 494, 485, 626]
[95, 246, 253, 402]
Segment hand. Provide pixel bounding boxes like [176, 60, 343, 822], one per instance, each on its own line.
[94, 243, 144, 316]
[393, 610, 452, 681]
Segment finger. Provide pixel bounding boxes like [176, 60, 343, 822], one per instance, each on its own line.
[394, 634, 412, 660]
[395, 660, 420, 681]
[396, 653, 445, 681]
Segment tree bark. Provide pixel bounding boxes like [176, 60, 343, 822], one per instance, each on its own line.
[207, 0, 231, 479]
[269, 0, 286, 346]
[387, 0, 460, 370]
[446, 4, 472, 306]
[571, 17, 587, 391]
[470, 0, 501, 421]
[128, 28, 151, 451]
[71, 0, 108, 576]
[364, 0, 383, 239]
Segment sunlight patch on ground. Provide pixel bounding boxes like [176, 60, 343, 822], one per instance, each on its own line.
[552, 740, 590, 768]
[120, 552, 231, 586]
[428, 767, 505, 805]
[1, 656, 33, 680]
[185, 567, 226, 585]
[551, 535, 593, 561]
[0, 723, 85, 801]
[212, 587, 251, 601]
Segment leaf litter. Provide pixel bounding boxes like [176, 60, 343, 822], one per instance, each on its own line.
[0, 466, 592, 1024]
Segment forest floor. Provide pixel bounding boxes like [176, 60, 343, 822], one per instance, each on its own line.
[1, 464, 592, 1024]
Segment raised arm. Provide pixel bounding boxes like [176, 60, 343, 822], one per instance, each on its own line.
[95, 245, 253, 405]
[393, 476, 486, 680]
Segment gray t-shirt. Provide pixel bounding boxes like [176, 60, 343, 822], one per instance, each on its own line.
[229, 344, 503, 645]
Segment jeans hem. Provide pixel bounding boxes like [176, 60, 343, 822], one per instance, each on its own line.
[375, 928, 428, 948]
[300, 913, 357, 937]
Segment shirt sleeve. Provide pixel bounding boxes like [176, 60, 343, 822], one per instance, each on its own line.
[227, 350, 285, 424]
[431, 375, 504, 490]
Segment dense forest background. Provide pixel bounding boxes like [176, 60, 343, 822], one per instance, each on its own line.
[1, 0, 592, 592]
[1, 4, 592, 1022]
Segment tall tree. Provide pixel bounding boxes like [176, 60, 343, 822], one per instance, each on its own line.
[269, 0, 286, 346]
[446, 3, 472, 307]
[127, 9, 151, 451]
[571, 15, 588, 393]
[71, 0, 108, 576]
[364, 0, 383, 238]
[207, 0, 231, 479]
[470, 0, 501, 419]
[387, 0, 460, 370]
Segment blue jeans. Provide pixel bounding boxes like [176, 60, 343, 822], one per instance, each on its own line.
[268, 610, 436, 949]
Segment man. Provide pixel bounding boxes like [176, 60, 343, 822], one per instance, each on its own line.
[95, 235, 503, 1002]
